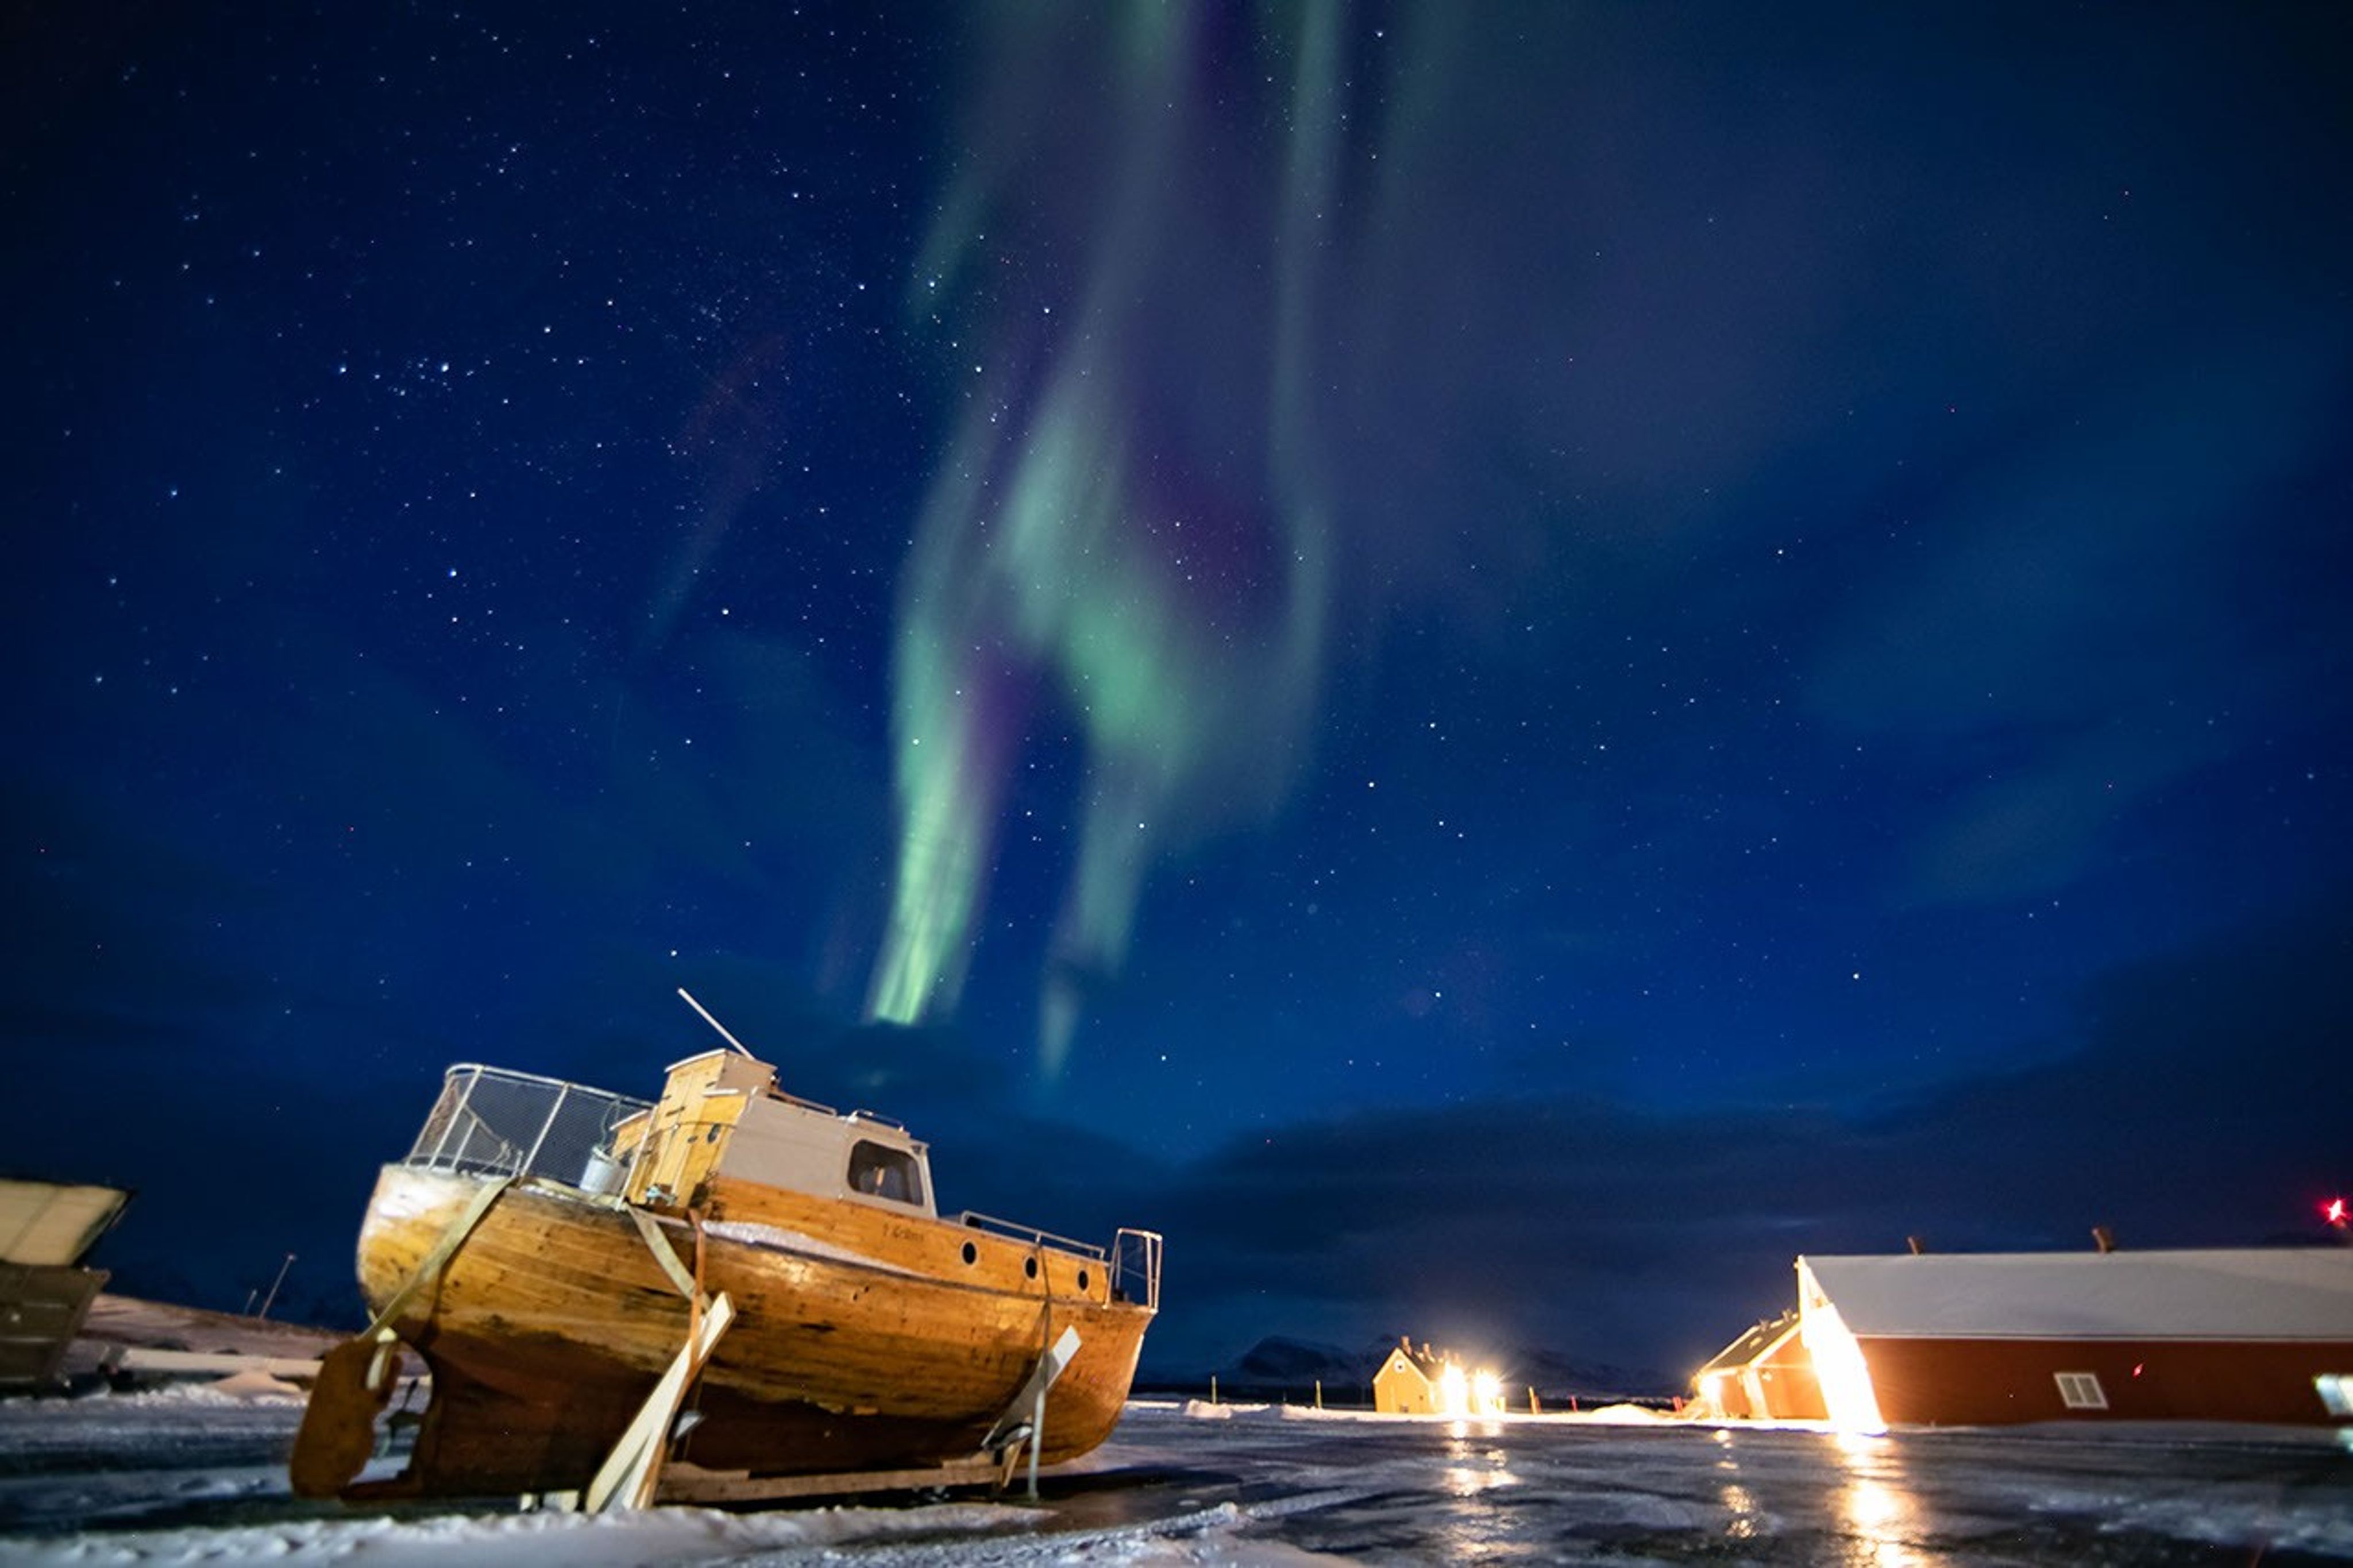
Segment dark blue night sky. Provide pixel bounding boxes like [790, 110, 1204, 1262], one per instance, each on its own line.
[7, 3, 2351, 1380]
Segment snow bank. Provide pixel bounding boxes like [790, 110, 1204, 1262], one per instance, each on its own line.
[0, 1500, 1051, 1567]
[204, 1369, 310, 1401]
[1564, 1401, 1671, 1424]
[0, 1496, 1365, 1568]
[1232, 1401, 1675, 1426]
[83, 1372, 307, 1407]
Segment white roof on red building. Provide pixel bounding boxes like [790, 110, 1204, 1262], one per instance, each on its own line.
[1799, 1248, 2353, 1342]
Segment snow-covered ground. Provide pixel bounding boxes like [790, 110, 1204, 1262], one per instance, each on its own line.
[4, 1385, 2352, 1563]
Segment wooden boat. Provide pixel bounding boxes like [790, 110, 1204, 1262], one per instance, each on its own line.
[290, 994, 1161, 1503]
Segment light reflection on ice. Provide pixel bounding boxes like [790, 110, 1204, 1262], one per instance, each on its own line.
[1833, 1431, 1930, 1566]
[1841, 1473, 1924, 1565]
[1719, 1480, 1763, 1540]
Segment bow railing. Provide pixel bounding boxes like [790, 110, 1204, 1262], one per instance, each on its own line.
[403, 1064, 650, 1192]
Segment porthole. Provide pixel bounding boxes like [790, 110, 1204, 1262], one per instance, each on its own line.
[1024, 1257, 1039, 1280]
[961, 1241, 978, 1265]
[1078, 1268, 1090, 1291]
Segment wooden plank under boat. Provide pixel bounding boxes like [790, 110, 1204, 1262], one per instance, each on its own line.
[294, 1000, 1161, 1500]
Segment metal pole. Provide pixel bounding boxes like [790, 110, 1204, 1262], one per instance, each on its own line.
[426, 1071, 473, 1167]
[518, 1082, 571, 1179]
[677, 988, 754, 1057]
[258, 1253, 296, 1320]
[1027, 1381, 1045, 1500]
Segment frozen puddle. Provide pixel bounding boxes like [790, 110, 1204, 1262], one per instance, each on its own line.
[5, 1391, 2353, 1563]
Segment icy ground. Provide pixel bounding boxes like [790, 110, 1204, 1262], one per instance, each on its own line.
[3, 1389, 2352, 1564]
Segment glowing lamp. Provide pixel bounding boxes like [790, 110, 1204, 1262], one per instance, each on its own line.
[2324, 1197, 2348, 1229]
[1437, 1361, 1469, 1417]
[1802, 1300, 1886, 1435]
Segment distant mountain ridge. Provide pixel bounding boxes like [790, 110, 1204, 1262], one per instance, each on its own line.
[1147, 1333, 1673, 1403]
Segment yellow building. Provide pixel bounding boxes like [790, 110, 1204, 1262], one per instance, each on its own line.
[1372, 1338, 1504, 1415]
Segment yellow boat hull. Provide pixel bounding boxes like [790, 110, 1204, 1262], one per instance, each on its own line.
[350, 1164, 1153, 1496]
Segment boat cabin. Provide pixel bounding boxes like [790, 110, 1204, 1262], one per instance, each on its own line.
[612, 1049, 935, 1217]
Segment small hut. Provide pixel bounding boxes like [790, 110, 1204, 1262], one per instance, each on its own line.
[1691, 1310, 1825, 1421]
[0, 1178, 132, 1388]
[1373, 1338, 1447, 1413]
[1372, 1337, 1503, 1415]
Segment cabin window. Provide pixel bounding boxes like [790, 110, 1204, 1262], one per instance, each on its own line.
[2315, 1374, 2353, 1417]
[847, 1139, 924, 1206]
[2054, 1372, 2108, 1410]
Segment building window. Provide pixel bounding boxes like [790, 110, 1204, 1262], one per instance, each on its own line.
[2054, 1372, 2108, 1410]
[2315, 1374, 2353, 1418]
[847, 1140, 924, 1206]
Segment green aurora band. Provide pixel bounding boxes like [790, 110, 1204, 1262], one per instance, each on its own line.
[867, 6, 1354, 1075]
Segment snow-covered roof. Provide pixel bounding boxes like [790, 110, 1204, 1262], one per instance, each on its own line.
[1378, 1341, 1446, 1382]
[1799, 1248, 2353, 1342]
[0, 1179, 131, 1268]
[1697, 1311, 1801, 1375]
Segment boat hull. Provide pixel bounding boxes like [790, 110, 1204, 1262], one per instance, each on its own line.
[355, 1164, 1152, 1496]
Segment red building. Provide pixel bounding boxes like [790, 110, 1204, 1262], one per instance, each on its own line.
[1795, 1246, 2353, 1430]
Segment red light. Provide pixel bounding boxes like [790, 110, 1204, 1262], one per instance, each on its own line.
[2324, 1198, 2348, 1228]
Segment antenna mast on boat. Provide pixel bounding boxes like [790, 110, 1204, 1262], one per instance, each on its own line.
[677, 987, 754, 1057]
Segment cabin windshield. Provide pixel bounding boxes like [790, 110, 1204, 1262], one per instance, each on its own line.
[403, 1065, 650, 1189]
[847, 1139, 924, 1206]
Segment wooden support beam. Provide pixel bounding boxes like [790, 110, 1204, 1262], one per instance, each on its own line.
[627, 1207, 700, 1301]
[583, 1290, 736, 1513]
[977, 1322, 1080, 1500]
[112, 1348, 326, 1380]
[658, 1454, 1015, 1506]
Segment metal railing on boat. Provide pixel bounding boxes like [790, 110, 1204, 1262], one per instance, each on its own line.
[1113, 1227, 1163, 1312]
[404, 1064, 651, 1192]
[952, 1216, 1160, 1310]
[956, 1211, 1106, 1259]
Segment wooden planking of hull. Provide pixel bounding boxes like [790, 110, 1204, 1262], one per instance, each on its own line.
[355, 1160, 1152, 1497]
